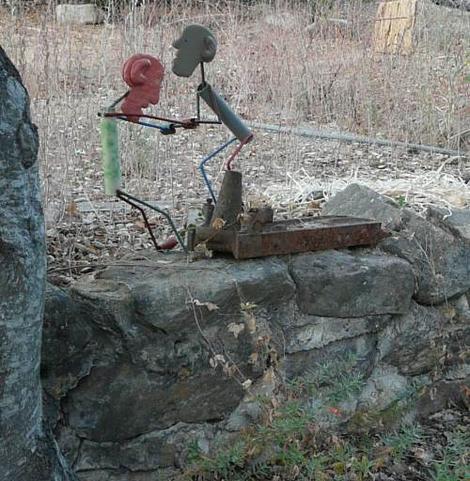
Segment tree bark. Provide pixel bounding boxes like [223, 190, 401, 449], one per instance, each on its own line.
[0, 47, 76, 481]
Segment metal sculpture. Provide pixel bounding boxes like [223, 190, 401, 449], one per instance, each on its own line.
[171, 24, 253, 201]
[98, 25, 387, 259]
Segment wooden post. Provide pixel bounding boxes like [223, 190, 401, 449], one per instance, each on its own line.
[374, 0, 418, 55]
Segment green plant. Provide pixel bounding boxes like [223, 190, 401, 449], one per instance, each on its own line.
[299, 353, 365, 407]
[381, 424, 424, 462]
[194, 440, 247, 479]
[397, 195, 407, 207]
[351, 454, 375, 481]
[431, 429, 470, 481]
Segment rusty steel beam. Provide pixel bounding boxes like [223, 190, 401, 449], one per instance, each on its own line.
[204, 216, 387, 259]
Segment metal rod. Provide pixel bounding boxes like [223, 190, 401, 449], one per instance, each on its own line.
[108, 91, 129, 110]
[114, 116, 168, 131]
[196, 93, 201, 121]
[226, 136, 251, 171]
[197, 120, 222, 125]
[200, 62, 206, 86]
[199, 138, 238, 203]
[247, 121, 466, 157]
[116, 190, 188, 253]
[116, 190, 160, 251]
[104, 111, 220, 128]
[105, 111, 195, 127]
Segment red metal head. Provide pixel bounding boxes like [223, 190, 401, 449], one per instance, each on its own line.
[121, 54, 164, 122]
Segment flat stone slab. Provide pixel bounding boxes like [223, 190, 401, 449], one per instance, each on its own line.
[56, 4, 104, 24]
[290, 250, 414, 317]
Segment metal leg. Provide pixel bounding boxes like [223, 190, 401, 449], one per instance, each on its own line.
[116, 189, 187, 253]
[198, 137, 237, 203]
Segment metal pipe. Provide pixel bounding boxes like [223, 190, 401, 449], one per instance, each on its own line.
[197, 82, 253, 143]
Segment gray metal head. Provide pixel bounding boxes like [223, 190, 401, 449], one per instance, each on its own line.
[172, 24, 217, 78]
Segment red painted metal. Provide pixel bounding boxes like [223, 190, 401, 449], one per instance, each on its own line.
[158, 236, 178, 250]
[121, 54, 164, 122]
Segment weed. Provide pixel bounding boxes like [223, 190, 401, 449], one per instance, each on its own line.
[381, 424, 424, 462]
[298, 353, 366, 407]
[431, 428, 470, 481]
[351, 454, 375, 481]
[397, 195, 407, 207]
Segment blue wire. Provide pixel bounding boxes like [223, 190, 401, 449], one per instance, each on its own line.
[199, 137, 237, 203]
[116, 116, 168, 132]
[113, 114, 236, 202]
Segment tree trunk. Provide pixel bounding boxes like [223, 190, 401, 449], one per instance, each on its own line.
[0, 47, 76, 481]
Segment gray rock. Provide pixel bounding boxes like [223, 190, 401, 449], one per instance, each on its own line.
[285, 314, 390, 353]
[427, 206, 470, 241]
[63, 360, 244, 442]
[323, 183, 406, 230]
[450, 293, 470, 322]
[42, 284, 111, 401]
[381, 225, 470, 305]
[323, 184, 470, 304]
[357, 364, 409, 412]
[378, 302, 448, 375]
[225, 368, 277, 432]
[285, 333, 378, 379]
[75, 422, 216, 472]
[416, 376, 470, 418]
[77, 470, 165, 481]
[228, 257, 296, 305]
[56, 4, 104, 24]
[290, 250, 414, 317]
[53, 254, 293, 443]
[225, 400, 263, 432]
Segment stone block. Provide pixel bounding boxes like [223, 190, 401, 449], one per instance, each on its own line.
[357, 364, 409, 412]
[378, 301, 447, 375]
[427, 206, 470, 242]
[290, 250, 414, 317]
[284, 333, 378, 379]
[323, 184, 470, 304]
[53, 254, 294, 443]
[322, 183, 405, 231]
[56, 4, 104, 25]
[285, 314, 390, 354]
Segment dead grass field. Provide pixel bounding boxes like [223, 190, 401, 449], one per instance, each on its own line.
[1, 0, 469, 278]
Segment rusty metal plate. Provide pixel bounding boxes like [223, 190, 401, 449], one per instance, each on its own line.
[205, 216, 388, 259]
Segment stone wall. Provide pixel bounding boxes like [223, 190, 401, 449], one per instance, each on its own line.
[42, 185, 470, 481]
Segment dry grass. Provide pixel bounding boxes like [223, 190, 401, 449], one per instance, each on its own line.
[1, 0, 469, 225]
